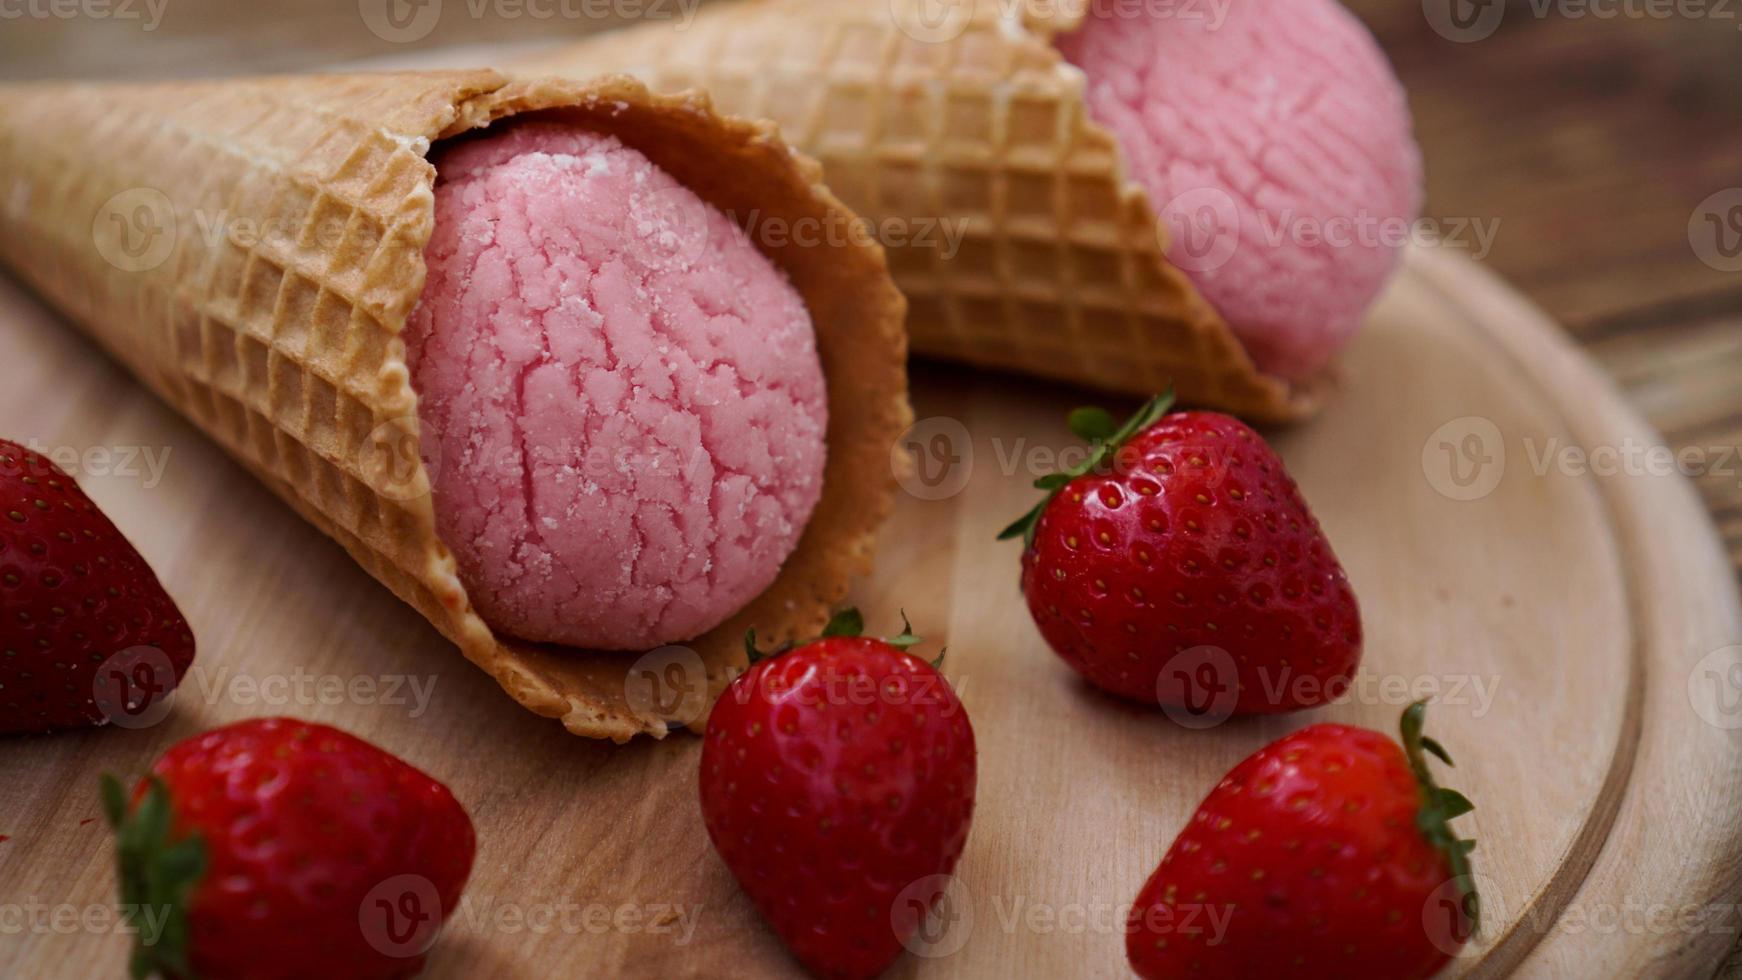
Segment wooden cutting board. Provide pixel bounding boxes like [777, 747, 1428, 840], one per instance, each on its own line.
[1, 244, 1739, 979]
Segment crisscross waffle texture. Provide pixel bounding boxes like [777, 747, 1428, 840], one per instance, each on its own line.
[0, 70, 910, 741]
[518, 0, 1324, 422]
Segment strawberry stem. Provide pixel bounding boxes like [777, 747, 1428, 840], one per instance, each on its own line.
[101, 773, 205, 980]
[1400, 701, 1480, 932]
[997, 389, 1176, 547]
[744, 629, 769, 666]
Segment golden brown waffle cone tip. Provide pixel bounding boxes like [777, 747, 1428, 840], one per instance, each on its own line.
[0, 70, 911, 741]
[518, 0, 1327, 422]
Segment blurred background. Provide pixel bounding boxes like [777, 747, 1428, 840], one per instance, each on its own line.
[2, 0, 1740, 583]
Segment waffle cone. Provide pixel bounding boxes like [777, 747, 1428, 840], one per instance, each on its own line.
[518, 0, 1325, 422]
[0, 70, 911, 741]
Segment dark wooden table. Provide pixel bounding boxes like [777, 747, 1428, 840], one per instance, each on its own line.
[1350, 0, 1742, 580]
[3, 2, 1740, 974]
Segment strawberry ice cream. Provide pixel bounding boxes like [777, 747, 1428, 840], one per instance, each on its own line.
[405, 121, 828, 650]
[1056, 0, 1421, 381]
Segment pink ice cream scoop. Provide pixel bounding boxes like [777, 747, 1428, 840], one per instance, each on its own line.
[405, 121, 828, 650]
[1057, 0, 1422, 381]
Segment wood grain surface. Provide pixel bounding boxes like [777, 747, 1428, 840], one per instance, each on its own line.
[2, 245, 1738, 977]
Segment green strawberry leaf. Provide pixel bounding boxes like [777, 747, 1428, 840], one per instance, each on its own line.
[997, 500, 1050, 542]
[821, 607, 865, 638]
[887, 610, 922, 651]
[100, 772, 127, 828]
[1400, 702, 1481, 934]
[102, 773, 205, 980]
[997, 388, 1177, 548]
[1108, 391, 1175, 446]
[1431, 788, 1475, 821]
[1067, 406, 1117, 443]
[159, 838, 205, 882]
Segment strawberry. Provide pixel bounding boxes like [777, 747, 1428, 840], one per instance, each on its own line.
[0, 439, 195, 734]
[1127, 702, 1479, 978]
[1000, 393, 1361, 716]
[102, 717, 476, 980]
[700, 609, 976, 979]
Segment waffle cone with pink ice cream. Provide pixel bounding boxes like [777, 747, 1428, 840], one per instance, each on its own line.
[0, 70, 910, 740]
[518, 0, 1423, 420]
[408, 122, 830, 651]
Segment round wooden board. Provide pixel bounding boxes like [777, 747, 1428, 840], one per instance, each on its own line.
[0, 245, 1738, 979]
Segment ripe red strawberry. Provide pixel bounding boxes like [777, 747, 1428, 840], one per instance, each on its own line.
[1, 439, 195, 734]
[1001, 394, 1361, 716]
[1128, 702, 1479, 978]
[700, 609, 977, 980]
[102, 717, 476, 980]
